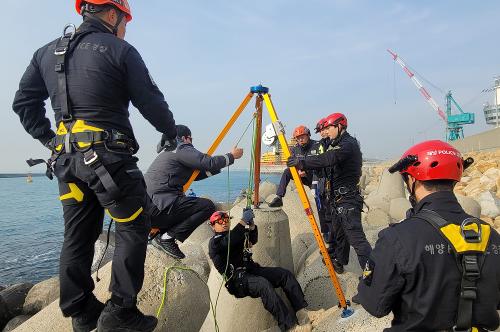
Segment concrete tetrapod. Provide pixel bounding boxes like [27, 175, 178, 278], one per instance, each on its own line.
[200, 206, 294, 332]
[14, 246, 210, 332]
[280, 186, 320, 241]
[365, 169, 406, 214]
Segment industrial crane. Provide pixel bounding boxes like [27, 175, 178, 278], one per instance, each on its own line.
[387, 49, 475, 141]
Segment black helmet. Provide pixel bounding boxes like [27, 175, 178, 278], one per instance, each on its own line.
[176, 125, 191, 139]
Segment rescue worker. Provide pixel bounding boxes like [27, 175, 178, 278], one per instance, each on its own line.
[12, 1, 177, 331]
[208, 209, 311, 331]
[286, 113, 372, 273]
[145, 125, 243, 259]
[269, 125, 318, 207]
[311, 118, 336, 260]
[355, 140, 500, 331]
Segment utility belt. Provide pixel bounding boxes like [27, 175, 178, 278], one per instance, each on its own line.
[50, 121, 138, 155]
[28, 120, 137, 201]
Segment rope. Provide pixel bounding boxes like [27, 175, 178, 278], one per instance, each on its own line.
[156, 113, 261, 332]
[234, 113, 257, 147]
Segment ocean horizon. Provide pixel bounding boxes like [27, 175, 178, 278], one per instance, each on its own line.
[0, 170, 280, 286]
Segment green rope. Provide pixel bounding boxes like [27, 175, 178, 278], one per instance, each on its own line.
[156, 114, 261, 332]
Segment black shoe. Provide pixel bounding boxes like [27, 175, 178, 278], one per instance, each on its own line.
[332, 259, 345, 274]
[322, 254, 344, 274]
[72, 295, 105, 332]
[352, 294, 360, 304]
[268, 196, 283, 207]
[153, 236, 185, 259]
[97, 300, 158, 332]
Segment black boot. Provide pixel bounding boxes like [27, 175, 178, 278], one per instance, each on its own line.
[331, 258, 344, 274]
[72, 295, 105, 332]
[97, 300, 157, 332]
[153, 236, 185, 259]
[321, 251, 344, 274]
[268, 196, 283, 207]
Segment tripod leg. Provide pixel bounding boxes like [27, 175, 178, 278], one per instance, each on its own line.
[262, 93, 350, 311]
[253, 96, 263, 207]
[183, 92, 254, 192]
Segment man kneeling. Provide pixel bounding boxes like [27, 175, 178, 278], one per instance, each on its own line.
[208, 209, 311, 331]
[145, 125, 243, 259]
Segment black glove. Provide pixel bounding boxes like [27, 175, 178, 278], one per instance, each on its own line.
[286, 156, 305, 170]
[157, 134, 178, 153]
[43, 137, 56, 152]
[241, 207, 255, 225]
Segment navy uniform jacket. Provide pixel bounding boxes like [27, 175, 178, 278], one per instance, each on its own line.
[208, 224, 259, 275]
[291, 139, 318, 158]
[144, 142, 234, 210]
[356, 191, 500, 331]
[12, 19, 176, 147]
[298, 132, 362, 190]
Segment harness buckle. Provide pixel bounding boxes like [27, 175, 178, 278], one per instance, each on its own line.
[54, 47, 68, 56]
[460, 286, 477, 300]
[84, 150, 99, 166]
[460, 218, 482, 243]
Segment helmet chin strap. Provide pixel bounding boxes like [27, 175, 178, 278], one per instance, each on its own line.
[330, 125, 345, 147]
[403, 174, 418, 207]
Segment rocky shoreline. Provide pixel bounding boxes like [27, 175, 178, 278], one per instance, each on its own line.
[1, 148, 499, 331]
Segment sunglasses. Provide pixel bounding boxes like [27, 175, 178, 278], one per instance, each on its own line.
[211, 214, 231, 225]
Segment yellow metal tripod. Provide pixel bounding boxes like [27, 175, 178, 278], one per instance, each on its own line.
[183, 85, 353, 317]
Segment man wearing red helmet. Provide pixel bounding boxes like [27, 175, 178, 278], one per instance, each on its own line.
[287, 113, 372, 273]
[269, 125, 319, 207]
[208, 209, 311, 331]
[355, 140, 500, 331]
[12, 1, 177, 331]
[311, 118, 337, 256]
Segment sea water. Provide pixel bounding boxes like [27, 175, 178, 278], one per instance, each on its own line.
[0, 170, 280, 285]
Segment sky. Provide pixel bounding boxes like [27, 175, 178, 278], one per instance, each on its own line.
[1, 0, 498, 172]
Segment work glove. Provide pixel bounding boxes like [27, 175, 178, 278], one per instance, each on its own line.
[241, 207, 255, 225]
[44, 137, 56, 152]
[157, 133, 178, 153]
[286, 156, 305, 170]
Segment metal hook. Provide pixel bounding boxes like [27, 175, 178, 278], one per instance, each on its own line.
[62, 23, 77, 40]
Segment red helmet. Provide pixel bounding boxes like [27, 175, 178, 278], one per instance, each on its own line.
[293, 125, 311, 138]
[76, 0, 132, 22]
[209, 211, 230, 226]
[323, 113, 347, 128]
[390, 140, 464, 181]
[314, 118, 325, 133]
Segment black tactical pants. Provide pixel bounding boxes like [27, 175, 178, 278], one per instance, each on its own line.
[318, 195, 333, 238]
[54, 146, 150, 317]
[227, 266, 308, 331]
[276, 168, 312, 198]
[150, 196, 215, 242]
[330, 193, 372, 268]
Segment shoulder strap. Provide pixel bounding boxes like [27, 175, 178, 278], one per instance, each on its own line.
[54, 26, 95, 124]
[414, 209, 491, 331]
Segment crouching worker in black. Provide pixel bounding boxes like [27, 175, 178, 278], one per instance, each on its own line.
[145, 125, 243, 259]
[208, 209, 311, 331]
[269, 125, 318, 208]
[355, 140, 500, 332]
